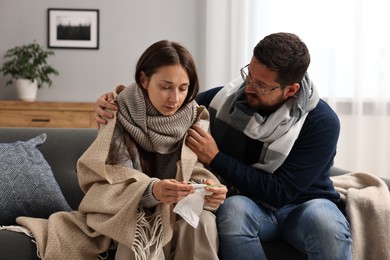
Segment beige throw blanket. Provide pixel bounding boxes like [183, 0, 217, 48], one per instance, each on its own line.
[14, 105, 219, 259]
[331, 172, 390, 260]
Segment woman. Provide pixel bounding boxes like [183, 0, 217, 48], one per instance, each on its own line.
[96, 40, 227, 259]
[16, 40, 227, 260]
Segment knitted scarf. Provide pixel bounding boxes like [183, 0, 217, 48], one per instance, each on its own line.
[116, 83, 198, 154]
[209, 73, 319, 173]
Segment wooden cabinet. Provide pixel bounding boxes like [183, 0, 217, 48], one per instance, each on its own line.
[0, 100, 96, 128]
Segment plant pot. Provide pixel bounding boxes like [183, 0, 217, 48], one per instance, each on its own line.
[15, 79, 38, 102]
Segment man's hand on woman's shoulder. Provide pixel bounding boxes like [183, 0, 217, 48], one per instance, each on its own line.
[95, 92, 118, 126]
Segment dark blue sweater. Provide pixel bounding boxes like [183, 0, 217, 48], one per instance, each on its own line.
[196, 87, 340, 208]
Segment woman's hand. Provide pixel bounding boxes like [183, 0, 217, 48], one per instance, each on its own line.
[203, 179, 227, 208]
[152, 179, 195, 205]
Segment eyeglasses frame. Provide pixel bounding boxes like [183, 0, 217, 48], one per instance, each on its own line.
[240, 64, 284, 95]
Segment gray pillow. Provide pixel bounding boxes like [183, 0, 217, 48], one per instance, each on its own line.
[0, 133, 72, 225]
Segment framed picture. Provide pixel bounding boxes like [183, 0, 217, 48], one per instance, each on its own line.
[47, 8, 99, 49]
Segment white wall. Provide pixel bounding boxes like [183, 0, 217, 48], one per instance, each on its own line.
[1, 1, 387, 178]
[0, 0, 207, 102]
[336, 114, 390, 178]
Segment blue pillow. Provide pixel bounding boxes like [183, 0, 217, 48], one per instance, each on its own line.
[0, 133, 72, 225]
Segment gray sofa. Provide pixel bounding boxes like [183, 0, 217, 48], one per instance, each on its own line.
[0, 127, 377, 260]
[0, 127, 108, 260]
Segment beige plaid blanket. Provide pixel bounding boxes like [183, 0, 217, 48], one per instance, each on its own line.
[331, 172, 390, 260]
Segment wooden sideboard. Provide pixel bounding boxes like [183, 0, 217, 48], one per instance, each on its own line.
[0, 100, 96, 128]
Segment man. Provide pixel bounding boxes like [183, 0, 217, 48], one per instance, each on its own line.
[95, 33, 352, 260]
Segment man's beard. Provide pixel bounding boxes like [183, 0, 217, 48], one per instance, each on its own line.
[246, 93, 285, 114]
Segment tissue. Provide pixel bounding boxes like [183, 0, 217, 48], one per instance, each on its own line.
[173, 188, 212, 228]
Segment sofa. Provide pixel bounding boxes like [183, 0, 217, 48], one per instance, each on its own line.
[0, 127, 107, 260]
[0, 127, 386, 260]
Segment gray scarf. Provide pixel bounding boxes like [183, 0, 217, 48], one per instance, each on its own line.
[116, 83, 198, 154]
[209, 73, 319, 173]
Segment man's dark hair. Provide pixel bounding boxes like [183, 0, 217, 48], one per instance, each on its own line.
[253, 32, 310, 86]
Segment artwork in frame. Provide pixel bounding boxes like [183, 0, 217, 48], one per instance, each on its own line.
[47, 9, 99, 49]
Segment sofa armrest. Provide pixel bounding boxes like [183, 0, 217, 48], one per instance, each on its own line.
[330, 166, 351, 177]
[331, 166, 390, 191]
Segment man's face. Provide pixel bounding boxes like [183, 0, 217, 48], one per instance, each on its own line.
[244, 57, 290, 112]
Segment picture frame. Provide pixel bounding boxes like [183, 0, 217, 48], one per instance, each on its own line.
[47, 8, 99, 49]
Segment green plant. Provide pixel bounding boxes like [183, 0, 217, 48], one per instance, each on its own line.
[0, 43, 59, 88]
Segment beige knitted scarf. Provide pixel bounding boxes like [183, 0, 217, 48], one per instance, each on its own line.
[116, 83, 198, 154]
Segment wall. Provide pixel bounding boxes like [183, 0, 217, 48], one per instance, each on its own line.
[1, 1, 387, 178]
[336, 114, 390, 178]
[0, 0, 206, 102]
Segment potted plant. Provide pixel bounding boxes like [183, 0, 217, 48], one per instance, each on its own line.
[0, 43, 59, 101]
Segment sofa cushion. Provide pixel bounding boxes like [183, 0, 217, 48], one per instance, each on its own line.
[0, 133, 72, 225]
[0, 230, 40, 260]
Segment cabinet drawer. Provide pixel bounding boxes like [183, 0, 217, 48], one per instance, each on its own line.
[0, 110, 94, 128]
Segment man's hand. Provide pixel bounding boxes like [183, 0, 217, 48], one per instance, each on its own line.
[185, 124, 219, 165]
[95, 92, 117, 126]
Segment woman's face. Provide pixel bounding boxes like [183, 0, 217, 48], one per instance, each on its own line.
[141, 64, 190, 116]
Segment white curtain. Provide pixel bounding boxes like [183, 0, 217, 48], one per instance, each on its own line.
[204, 0, 390, 178]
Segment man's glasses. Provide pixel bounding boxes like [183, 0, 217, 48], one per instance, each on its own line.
[240, 64, 282, 95]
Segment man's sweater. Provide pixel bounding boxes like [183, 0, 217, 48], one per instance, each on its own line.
[196, 87, 340, 209]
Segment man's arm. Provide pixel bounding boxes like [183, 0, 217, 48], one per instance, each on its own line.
[187, 101, 341, 208]
[95, 86, 222, 125]
[195, 86, 223, 108]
